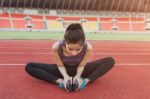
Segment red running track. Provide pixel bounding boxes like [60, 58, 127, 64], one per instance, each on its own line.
[0, 40, 150, 99]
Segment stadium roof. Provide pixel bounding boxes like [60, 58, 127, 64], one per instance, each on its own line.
[0, 0, 150, 13]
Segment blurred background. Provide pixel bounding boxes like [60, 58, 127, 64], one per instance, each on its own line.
[0, 0, 150, 40]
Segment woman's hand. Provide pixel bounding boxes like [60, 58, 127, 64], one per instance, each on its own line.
[63, 76, 73, 92]
[73, 76, 83, 91]
[73, 76, 88, 91]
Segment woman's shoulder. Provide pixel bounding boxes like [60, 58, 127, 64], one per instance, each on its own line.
[52, 40, 64, 50]
[86, 41, 92, 50]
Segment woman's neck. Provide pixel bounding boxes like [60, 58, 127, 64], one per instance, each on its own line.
[62, 46, 71, 57]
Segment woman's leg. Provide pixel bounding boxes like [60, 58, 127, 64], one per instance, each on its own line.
[25, 63, 63, 84]
[81, 57, 115, 82]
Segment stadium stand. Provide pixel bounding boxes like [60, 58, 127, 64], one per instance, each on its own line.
[10, 13, 26, 18]
[0, 0, 150, 33]
[12, 20, 26, 29]
[0, 13, 45, 30]
[0, 13, 11, 29]
[100, 18, 112, 31]
[0, 19, 11, 29]
[46, 16, 64, 31]
[145, 18, 150, 30]
[131, 17, 145, 31]
[82, 17, 98, 32]
[30, 20, 45, 30]
[0, 12, 148, 32]
[61, 17, 81, 21]
[115, 18, 130, 31]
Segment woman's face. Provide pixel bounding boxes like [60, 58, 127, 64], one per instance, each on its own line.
[65, 43, 83, 56]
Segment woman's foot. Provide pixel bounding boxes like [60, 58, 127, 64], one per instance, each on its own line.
[56, 78, 63, 84]
[79, 78, 89, 90]
[56, 79, 65, 89]
[73, 78, 90, 91]
[59, 81, 65, 89]
[58, 78, 73, 92]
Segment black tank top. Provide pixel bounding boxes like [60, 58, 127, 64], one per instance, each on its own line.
[58, 40, 87, 65]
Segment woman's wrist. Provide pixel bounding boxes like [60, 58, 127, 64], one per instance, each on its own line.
[58, 66, 69, 78]
[76, 66, 85, 77]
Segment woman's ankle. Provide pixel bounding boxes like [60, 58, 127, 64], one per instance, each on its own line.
[55, 78, 63, 84]
[85, 78, 90, 84]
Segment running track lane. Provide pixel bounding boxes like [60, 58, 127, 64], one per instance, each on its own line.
[0, 40, 150, 99]
[0, 40, 150, 65]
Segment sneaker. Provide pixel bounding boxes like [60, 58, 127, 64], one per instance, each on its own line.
[72, 79, 79, 91]
[80, 78, 87, 90]
[59, 80, 73, 92]
[59, 82, 65, 89]
[66, 79, 73, 92]
[72, 78, 87, 91]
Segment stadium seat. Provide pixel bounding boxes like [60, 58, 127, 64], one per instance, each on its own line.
[47, 20, 63, 31]
[100, 18, 112, 31]
[13, 20, 26, 29]
[31, 20, 45, 30]
[82, 17, 98, 32]
[0, 13, 9, 18]
[11, 14, 26, 19]
[0, 19, 11, 28]
[131, 17, 145, 31]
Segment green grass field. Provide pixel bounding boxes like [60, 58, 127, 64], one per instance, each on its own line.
[0, 31, 150, 41]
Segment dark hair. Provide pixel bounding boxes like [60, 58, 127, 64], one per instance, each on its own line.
[64, 23, 85, 45]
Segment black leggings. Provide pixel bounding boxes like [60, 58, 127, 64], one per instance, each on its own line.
[25, 57, 115, 84]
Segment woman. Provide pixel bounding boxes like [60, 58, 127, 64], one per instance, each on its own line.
[25, 23, 115, 92]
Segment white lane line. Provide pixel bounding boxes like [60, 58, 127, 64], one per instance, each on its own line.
[93, 53, 150, 55]
[0, 47, 51, 49]
[2, 47, 150, 50]
[116, 63, 150, 66]
[0, 63, 150, 66]
[0, 52, 150, 55]
[2, 48, 150, 51]
[0, 52, 51, 54]
[0, 64, 25, 66]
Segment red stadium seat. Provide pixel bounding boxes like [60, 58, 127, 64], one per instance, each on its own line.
[29, 15, 43, 20]
[0, 19, 11, 28]
[31, 21, 45, 30]
[61, 17, 81, 21]
[13, 20, 26, 29]
[11, 14, 26, 19]
[0, 13, 9, 18]
[46, 16, 58, 20]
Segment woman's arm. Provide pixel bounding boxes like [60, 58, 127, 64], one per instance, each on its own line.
[52, 41, 69, 78]
[73, 41, 92, 91]
[76, 41, 92, 77]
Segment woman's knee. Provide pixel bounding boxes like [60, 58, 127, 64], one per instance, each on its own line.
[105, 57, 115, 68]
[25, 63, 35, 72]
[107, 57, 115, 64]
